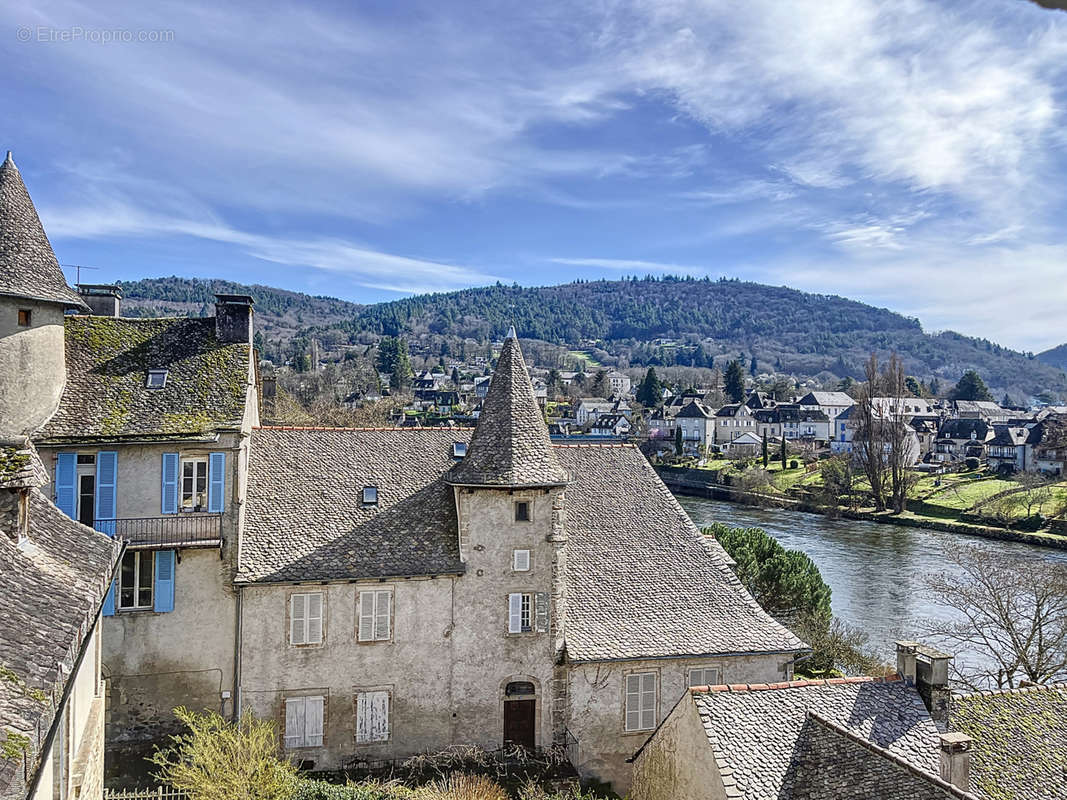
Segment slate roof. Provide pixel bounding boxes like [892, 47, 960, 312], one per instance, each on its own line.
[237, 427, 471, 583]
[949, 684, 1067, 800]
[798, 391, 855, 407]
[0, 441, 47, 490]
[446, 333, 569, 488]
[986, 425, 1029, 448]
[35, 315, 252, 442]
[691, 678, 943, 800]
[936, 419, 991, 443]
[0, 153, 87, 310]
[0, 489, 120, 799]
[556, 444, 804, 661]
[676, 401, 714, 419]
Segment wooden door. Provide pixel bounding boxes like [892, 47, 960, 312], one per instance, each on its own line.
[503, 699, 536, 749]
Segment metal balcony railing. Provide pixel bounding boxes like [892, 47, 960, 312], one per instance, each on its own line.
[94, 514, 223, 549]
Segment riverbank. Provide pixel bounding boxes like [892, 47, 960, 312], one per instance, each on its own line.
[656, 466, 1067, 551]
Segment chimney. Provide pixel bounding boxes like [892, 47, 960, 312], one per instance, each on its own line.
[215, 294, 254, 345]
[77, 284, 122, 317]
[897, 640, 953, 722]
[938, 732, 972, 791]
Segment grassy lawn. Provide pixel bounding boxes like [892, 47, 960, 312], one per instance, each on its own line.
[566, 350, 603, 370]
[923, 478, 1018, 511]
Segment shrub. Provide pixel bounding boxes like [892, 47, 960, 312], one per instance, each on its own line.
[427, 773, 509, 800]
[964, 457, 980, 471]
[789, 459, 799, 469]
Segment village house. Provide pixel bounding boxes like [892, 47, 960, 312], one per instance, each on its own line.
[574, 397, 629, 427]
[713, 403, 757, 444]
[588, 413, 631, 437]
[234, 331, 807, 792]
[631, 641, 1066, 800]
[674, 401, 716, 448]
[0, 152, 122, 800]
[605, 371, 632, 396]
[933, 419, 993, 463]
[797, 390, 855, 422]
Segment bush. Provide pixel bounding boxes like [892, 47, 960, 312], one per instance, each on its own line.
[294, 780, 416, 800]
[789, 459, 799, 469]
[964, 457, 980, 471]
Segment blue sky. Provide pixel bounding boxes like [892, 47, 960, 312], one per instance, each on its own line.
[3, 0, 1067, 351]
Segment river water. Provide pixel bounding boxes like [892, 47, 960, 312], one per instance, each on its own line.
[675, 496, 1067, 671]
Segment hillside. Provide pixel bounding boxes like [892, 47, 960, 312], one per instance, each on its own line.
[118, 276, 362, 341]
[1038, 343, 1067, 372]
[120, 275, 1067, 401]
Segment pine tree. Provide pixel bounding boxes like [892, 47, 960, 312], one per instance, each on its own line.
[636, 367, 663, 406]
[750, 355, 758, 376]
[762, 433, 769, 468]
[950, 370, 993, 402]
[724, 360, 746, 403]
[675, 426, 683, 456]
[780, 434, 787, 470]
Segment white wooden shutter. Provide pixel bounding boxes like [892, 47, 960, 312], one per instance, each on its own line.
[290, 594, 306, 645]
[513, 550, 530, 571]
[640, 673, 656, 730]
[284, 698, 305, 747]
[305, 696, 324, 746]
[625, 674, 641, 731]
[307, 593, 323, 645]
[356, 691, 390, 743]
[508, 593, 523, 634]
[374, 591, 391, 641]
[358, 592, 374, 641]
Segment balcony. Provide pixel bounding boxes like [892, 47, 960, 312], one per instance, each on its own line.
[95, 513, 223, 550]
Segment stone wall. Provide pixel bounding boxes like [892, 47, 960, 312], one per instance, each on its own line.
[568, 652, 793, 793]
[0, 298, 65, 436]
[630, 695, 726, 800]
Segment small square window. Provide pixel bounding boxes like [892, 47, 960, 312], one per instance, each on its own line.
[452, 441, 467, 458]
[17, 309, 31, 326]
[513, 549, 531, 571]
[515, 501, 531, 522]
[146, 370, 168, 389]
[362, 486, 378, 506]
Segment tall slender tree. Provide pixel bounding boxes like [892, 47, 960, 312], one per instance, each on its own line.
[724, 360, 746, 404]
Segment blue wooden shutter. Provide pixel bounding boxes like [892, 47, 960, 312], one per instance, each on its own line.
[154, 550, 175, 613]
[102, 579, 116, 617]
[55, 452, 77, 519]
[208, 452, 226, 513]
[161, 453, 179, 515]
[95, 451, 118, 536]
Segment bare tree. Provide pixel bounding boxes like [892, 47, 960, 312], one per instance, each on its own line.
[923, 545, 1067, 689]
[882, 354, 919, 513]
[853, 355, 887, 511]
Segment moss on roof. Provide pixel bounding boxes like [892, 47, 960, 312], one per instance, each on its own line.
[951, 685, 1067, 800]
[36, 316, 251, 441]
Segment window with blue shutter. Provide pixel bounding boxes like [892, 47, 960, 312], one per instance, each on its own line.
[94, 451, 118, 536]
[102, 579, 116, 617]
[55, 453, 77, 519]
[208, 452, 226, 513]
[161, 453, 179, 515]
[154, 550, 176, 613]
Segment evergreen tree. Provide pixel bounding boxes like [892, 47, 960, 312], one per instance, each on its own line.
[929, 377, 941, 397]
[780, 434, 787, 470]
[675, 426, 683, 456]
[950, 370, 993, 401]
[749, 355, 758, 376]
[591, 369, 610, 398]
[762, 433, 769, 468]
[1001, 392, 1011, 408]
[546, 368, 561, 398]
[636, 367, 663, 406]
[450, 367, 461, 385]
[724, 360, 746, 403]
[904, 376, 922, 397]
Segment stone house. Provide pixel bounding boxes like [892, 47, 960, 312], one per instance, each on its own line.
[713, 403, 757, 444]
[605, 371, 631, 396]
[31, 298, 260, 766]
[588, 413, 631, 437]
[674, 401, 716, 448]
[574, 397, 629, 427]
[235, 332, 806, 793]
[0, 151, 122, 800]
[796, 390, 855, 422]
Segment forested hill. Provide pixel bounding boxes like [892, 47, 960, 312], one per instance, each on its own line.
[1038, 343, 1067, 372]
[333, 277, 1066, 399]
[118, 275, 1066, 400]
[118, 276, 362, 341]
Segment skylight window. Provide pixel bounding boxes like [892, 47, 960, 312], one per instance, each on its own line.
[452, 442, 467, 458]
[146, 370, 168, 389]
[362, 486, 378, 506]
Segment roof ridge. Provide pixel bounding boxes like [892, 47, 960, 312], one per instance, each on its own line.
[805, 712, 982, 800]
[953, 681, 1067, 699]
[254, 425, 475, 432]
[690, 675, 900, 694]
[551, 442, 638, 449]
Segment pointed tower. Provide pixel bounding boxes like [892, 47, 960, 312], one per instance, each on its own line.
[447, 327, 569, 488]
[446, 329, 571, 752]
[0, 152, 87, 435]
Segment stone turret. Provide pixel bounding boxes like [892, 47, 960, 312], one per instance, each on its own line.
[0, 151, 88, 436]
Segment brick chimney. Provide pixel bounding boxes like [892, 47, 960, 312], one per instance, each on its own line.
[77, 283, 122, 317]
[938, 732, 972, 791]
[215, 294, 254, 345]
[896, 640, 953, 722]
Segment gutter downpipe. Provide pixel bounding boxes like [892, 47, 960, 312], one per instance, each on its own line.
[233, 584, 243, 722]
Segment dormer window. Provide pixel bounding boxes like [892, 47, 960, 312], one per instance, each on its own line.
[146, 370, 168, 389]
[515, 501, 531, 522]
[362, 486, 378, 506]
[452, 442, 467, 459]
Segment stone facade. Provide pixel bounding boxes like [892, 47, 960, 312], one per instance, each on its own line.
[0, 297, 67, 436]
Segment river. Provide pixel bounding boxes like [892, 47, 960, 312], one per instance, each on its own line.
[675, 496, 1067, 671]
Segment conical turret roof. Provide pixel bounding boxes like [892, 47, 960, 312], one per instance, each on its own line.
[0, 152, 87, 309]
[447, 329, 569, 487]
